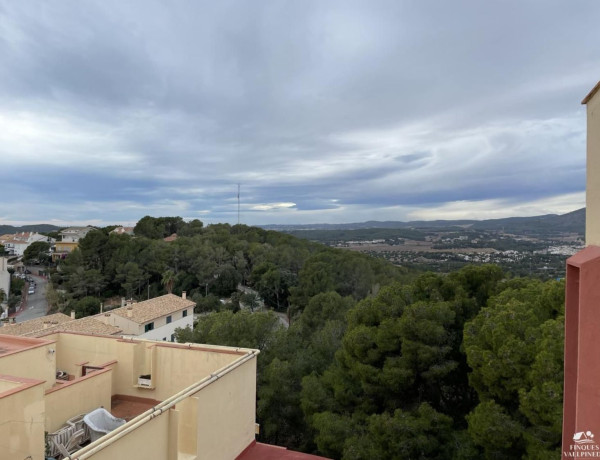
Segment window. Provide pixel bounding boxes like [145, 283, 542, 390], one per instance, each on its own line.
[163, 337, 166, 341]
[144, 322, 154, 332]
[166, 315, 172, 324]
[183, 309, 188, 318]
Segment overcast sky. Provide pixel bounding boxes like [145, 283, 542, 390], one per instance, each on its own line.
[0, 1, 598, 226]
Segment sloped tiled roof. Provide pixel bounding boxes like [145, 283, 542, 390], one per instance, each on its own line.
[37, 316, 122, 337]
[1, 313, 121, 337]
[0, 313, 72, 336]
[108, 294, 195, 324]
[3, 239, 28, 245]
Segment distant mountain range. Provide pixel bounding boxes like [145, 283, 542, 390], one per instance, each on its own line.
[0, 208, 585, 239]
[261, 208, 586, 236]
[0, 224, 63, 235]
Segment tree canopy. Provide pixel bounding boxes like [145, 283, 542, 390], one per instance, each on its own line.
[48, 216, 565, 459]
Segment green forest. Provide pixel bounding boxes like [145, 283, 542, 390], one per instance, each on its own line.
[49, 216, 564, 460]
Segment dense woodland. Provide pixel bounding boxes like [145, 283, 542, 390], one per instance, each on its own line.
[49, 216, 564, 459]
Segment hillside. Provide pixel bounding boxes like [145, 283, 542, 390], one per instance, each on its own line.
[263, 207, 585, 236]
[0, 224, 63, 235]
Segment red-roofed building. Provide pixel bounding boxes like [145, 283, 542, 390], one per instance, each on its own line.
[237, 441, 331, 460]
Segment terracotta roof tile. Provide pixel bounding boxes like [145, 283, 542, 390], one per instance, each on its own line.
[107, 294, 195, 324]
[35, 317, 122, 337]
[1, 313, 122, 338]
[0, 313, 72, 336]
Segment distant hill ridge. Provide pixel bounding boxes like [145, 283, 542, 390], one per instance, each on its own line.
[0, 224, 63, 235]
[261, 207, 585, 236]
[0, 208, 585, 238]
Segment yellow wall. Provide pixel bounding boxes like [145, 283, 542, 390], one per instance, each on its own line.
[76, 355, 257, 460]
[52, 333, 118, 377]
[149, 345, 241, 401]
[588, 92, 600, 245]
[0, 333, 258, 459]
[192, 357, 257, 460]
[45, 368, 113, 432]
[0, 343, 56, 390]
[0, 384, 45, 460]
[51, 334, 243, 401]
[55, 242, 78, 252]
[81, 410, 172, 460]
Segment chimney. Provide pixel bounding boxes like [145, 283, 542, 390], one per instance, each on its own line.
[127, 307, 133, 318]
[182, 291, 187, 300]
[43, 321, 49, 329]
[121, 297, 126, 307]
[70, 310, 76, 319]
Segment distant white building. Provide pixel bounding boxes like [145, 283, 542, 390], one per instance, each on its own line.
[95, 293, 195, 342]
[52, 227, 95, 261]
[0, 258, 10, 315]
[59, 227, 93, 243]
[0, 232, 53, 257]
[110, 226, 135, 236]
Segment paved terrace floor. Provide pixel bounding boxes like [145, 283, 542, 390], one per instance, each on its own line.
[110, 395, 161, 422]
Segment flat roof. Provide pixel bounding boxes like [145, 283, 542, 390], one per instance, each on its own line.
[0, 334, 54, 357]
[0, 374, 45, 399]
[237, 442, 331, 460]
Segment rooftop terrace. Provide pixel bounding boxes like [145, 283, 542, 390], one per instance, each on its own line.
[0, 331, 261, 459]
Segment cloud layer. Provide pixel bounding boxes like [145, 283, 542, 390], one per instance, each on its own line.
[0, 1, 597, 225]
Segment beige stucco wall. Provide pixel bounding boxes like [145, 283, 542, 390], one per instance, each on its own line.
[76, 355, 257, 460]
[148, 345, 241, 401]
[52, 333, 118, 378]
[0, 383, 45, 460]
[192, 357, 257, 460]
[50, 334, 244, 401]
[0, 332, 258, 460]
[0, 343, 56, 390]
[587, 91, 600, 245]
[45, 368, 113, 432]
[81, 409, 172, 460]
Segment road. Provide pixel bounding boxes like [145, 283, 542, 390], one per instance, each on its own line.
[16, 274, 48, 322]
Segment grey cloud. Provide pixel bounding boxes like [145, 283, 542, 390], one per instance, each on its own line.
[0, 0, 596, 225]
